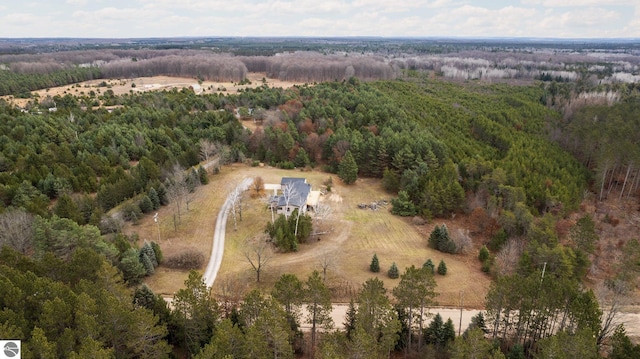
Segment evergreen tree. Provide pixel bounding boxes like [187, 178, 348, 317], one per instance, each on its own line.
[338, 150, 358, 185]
[54, 194, 82, 224]
[465, 312, 488, 335]
[134, 284, 157, 309]
[610, 325, 640, 359]
[424, 313, 455, 349]
[304, 271, 334, 351]
[141, 241, 158, 267]
[382, 167, 400, 192]
[344, 298, 357, 340]
[139, 195, 154, 214]
[423, 259, 435, 274]
[370, 253, 380, 273]
[157, 184, 169, 206]
[140, 252, 155, 275]
[438, 259, 447, 275]
[197, 166, 209, 185]
[118, 248, 146, 285]
[150, 241, 163, 264]
[388, 262, 399, 279]
[294, 148, 310, 168]
[391, 190, 418, 217]
[148, 187, 160, 210]
[429, 224, 457, 254]
[571, 214, 598, 254]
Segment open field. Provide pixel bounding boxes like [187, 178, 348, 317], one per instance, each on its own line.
[124, 163, 492, 307]
[3, 72, 302, 108]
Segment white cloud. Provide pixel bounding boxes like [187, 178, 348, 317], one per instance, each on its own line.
[0, 0, 638, 38]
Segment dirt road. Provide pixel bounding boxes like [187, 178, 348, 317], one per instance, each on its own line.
[300, 305, 640, 338]
[202, 177, 253, 288]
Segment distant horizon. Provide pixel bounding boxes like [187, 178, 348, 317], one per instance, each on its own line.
[1, 1, 638, 39]
[1, 35, 639, 42]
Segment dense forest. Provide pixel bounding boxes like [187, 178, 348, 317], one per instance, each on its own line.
[1, 40, 640, 357]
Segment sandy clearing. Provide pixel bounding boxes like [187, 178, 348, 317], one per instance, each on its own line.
[3, 72, 304, 108]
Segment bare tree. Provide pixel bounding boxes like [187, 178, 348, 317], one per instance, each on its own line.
[596, 280, 629, 346]
[165, 163, 189, 230]
[318, 251, 335, 282]
[451, 228, 472, 254]
[281, 183, 299, 217]
[0, 209, 35, 254]
[227, 186, 240, 231]
[215, 274, 248, 316]
[243, 234, 273, 283]
[227, 183, 246, 231]
[264, 193, 276, 224]
[198, 139, 219, 163]
[312, 202, 333, 237]
[494, 238, 526, 276]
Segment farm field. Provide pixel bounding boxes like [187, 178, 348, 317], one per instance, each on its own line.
[124, 163, 492, 307]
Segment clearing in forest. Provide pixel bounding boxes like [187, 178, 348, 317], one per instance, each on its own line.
[125, 164, 491, 307]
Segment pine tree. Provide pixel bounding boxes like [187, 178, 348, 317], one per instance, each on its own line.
[139, 195, 153, 214]
[429, 224, 457, 254]
[140, 253, 155, 275]
[438, 259, 447, 275]
[344, 298, 357, 340]
[197, 166, 208, 185]
[156, 184, 169, 206]
[338, 150, 358, 185]
[388, 262, 399, 279]
[370, 254, 380, 273]
[141, 241, 158, 267]
[148, 187, 160, 210]
[294, 148, 310, 168]
[423, 259, 435, 275]
[391, 190, 417, 216]
[150, 241, 163, 264]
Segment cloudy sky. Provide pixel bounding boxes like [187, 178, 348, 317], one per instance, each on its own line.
[1, 0, 638, 39]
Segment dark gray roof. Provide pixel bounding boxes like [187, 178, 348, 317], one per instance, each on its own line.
[277, 178, 310, 207]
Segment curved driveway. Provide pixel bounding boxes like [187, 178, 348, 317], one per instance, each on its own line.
[202, 177, 253, 288]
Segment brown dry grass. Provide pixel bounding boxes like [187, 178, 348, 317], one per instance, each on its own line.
[124, 164, 492, 307]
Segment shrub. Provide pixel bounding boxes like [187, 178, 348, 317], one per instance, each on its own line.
[488, 228, 508, 251]
[388, 262, 399, 279]
[164, 249, 205, 270]
[481, 259, 492, 273]
[479, 245, 490, 262]
[437, 259, 447, 275]
[197, 166, 209, 185]
[121, 202, 142, 223]
[370, 254, 380, 273]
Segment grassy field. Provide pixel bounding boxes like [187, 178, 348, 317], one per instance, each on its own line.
[125, 164, 492, 307]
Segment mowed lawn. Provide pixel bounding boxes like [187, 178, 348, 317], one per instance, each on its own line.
[125, 164, 491, 307]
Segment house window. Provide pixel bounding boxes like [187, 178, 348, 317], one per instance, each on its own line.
[287, 207, 291, 212]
